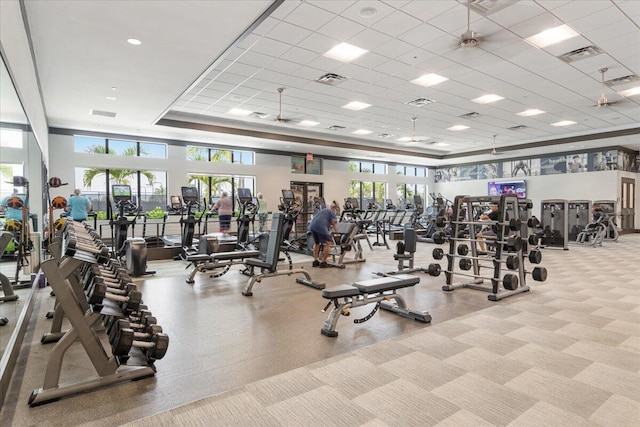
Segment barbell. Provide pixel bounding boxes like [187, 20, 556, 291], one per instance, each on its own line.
[437, 217, 522, 231]
[433, 232, 523, 251]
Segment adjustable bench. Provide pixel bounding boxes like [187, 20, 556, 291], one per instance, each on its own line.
[185, 249, 262, 283]
[320, 274, 431, 337]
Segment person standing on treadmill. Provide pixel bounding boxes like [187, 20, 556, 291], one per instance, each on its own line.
[309, 207, 337, 268]
[66, 189, 92, 221]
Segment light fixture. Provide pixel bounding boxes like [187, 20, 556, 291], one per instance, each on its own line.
[299, 120, 319, 127]
[447, 125, 469, 131]
[323, 42, 368, 62]
[619, 86, 640, 97]
[342, 101, 371, 111]
[106, 96, 117, 101]
[352, 129, 372, 135]
[127, 38, 142, 46]
[228, 108, 252, 116]
[411, 73, 448, 88]
[525, 25, 579, 48]
[472, 94, 504, 104]
[551, 120, 576, 127]
[396, 137, 413, 142]
[517, 109, 545, 117]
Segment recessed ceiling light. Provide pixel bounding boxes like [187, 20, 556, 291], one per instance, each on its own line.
[324, 42, 368, 62]
[299, 120, 319, 127]
[127, 38, 142, 46]
[619, 86, 640, 97]
[106, 96, 117, 101]
[447, 125, 469, 131]
[342, 101, 371, 111]
[352, 129, 372, 135]
[228, 108, 252, 116]
[411, 73, 448, 88]
[472, 94, 504, 104]
[517, 109, 545, 117]
[551, 120, 576, 127]
[525, 25, 579, 48]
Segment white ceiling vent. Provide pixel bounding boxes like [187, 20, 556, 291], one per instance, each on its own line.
[508, 124, 528, 130]
[315, 73, 347, 85]
[90, 109, 117, 118]
[328, 125, 346, 130]
[558, 45, 603, 63]
[605, 74, 640, 87]
[467, 0, 519, 16]
[405, 98, 436, 107]
[460, 111, 480, 118]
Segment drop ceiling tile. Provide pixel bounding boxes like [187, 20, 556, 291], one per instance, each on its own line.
[278, 46, 319, 66]
[297, 32, 339, 54]
[316, 15, 367, 41]
[376, 38, 422, 59]
[306, 0, 354, 15]
[235, 51, 276, 69]
[282, 2, 335, 31]
[552, 0, 613, 23]
[508, 12, 563, 38]
[488, 1, 546, 27]
[252, 16, 279, 37]
[333, 62, 369, 79]
[426, 2, 472, 33]
[267, 21, 313, 45]
[396, 23, 448, 47]
[372, 9, 423, 38]
[351, 69, 388, 84]
[339, 0, 397, 26]
[347, 28, 393, 51]
[268, 59, 301, 75]
[587, 20, 638, 44]
[617, 0, 640, 19]
[396, 48, 436, 66]
[542, 35, 593, 56]
[399, 0, 457, 21]
[568, 54, 617, 75]
[307, 54, 345, 72]
[253, 37, 294, 57]
[535, 1, 573, 11]
[269, 0, 303, 20]
[353, 51, 390, 69]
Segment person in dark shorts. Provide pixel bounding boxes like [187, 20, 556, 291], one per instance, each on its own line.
[309, 207, 337, 268]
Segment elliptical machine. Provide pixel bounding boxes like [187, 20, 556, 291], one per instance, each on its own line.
[178, 186, 201, 259]
[236, 188, 258, 249]
[110, 185, 153, 276]
[279, 189, 307, 253]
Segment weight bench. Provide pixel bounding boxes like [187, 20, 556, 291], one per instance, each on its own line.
[320, 274, 431, 337]
[185, 249, 262, 283]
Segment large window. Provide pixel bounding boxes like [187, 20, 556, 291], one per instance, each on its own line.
[349, 180, 386, 209]
[1, 163, 24, 200]
[396, 165, 427, 177]
[74, 135, 167, 158]
[349, 161, 386, 174]
[187, 146, 254, 165]
[75, 166, 167, 216]
[396, 183, 427, 210]
[0, 128, 23, 148]
[187, 173, 255, 210]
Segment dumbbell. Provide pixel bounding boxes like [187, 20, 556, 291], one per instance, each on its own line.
[87, 281, 143, 313]
[528, 249, 542, 264]
[111, 324, 169, 363]
[109, 318, 162, 348]
[427, 263, 520, 291]
[458, 255, 520, 271]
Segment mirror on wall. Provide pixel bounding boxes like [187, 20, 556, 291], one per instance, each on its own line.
[0, 52, 44, 362]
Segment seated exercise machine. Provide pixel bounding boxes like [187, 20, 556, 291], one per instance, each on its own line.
[278, 189, 308, 254]
[320, 274, 431, 337]
[110, 185, 153, 277]
[308, 221, 366, 269]
[341, 197, 374, 251]
[376, 224, 429, 276]
[186, 213, 324, 294]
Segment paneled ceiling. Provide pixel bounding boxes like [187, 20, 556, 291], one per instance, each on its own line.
[23, 0, 640, 166]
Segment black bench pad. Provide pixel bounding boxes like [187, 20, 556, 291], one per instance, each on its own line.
[212, 250, 261, 261]
[322, 284, 360, 299]
[354, 274, 419, 293]
[186, 254, 211, 262]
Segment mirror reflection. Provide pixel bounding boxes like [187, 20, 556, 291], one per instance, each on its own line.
[0, 53, 43, 358]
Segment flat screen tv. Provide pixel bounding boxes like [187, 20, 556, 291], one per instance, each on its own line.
[488, 181, 526, 199]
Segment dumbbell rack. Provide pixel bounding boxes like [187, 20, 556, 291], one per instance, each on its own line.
[29, 222, 156, 407]
[443, 195, 530, 301]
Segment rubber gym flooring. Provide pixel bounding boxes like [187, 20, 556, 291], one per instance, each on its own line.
[2, 235, 639, 426]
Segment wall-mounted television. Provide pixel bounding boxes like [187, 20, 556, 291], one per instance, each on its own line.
[488, 181, 527, 199]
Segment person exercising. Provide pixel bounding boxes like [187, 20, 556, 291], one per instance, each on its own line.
[211, 192, 233, 236]
[476, 202, 508, 252]
[66, 189, 92, 221]
[309, 207, 337, 268]
[256, 192, 268, 233]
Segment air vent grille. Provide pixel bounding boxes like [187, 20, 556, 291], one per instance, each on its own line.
[558, 45, 603, 63]
[90, 110, 117, 118]
[315, 73, 347, 85]
[508, 125, 528, 130]
[405, 98, 436, 107]
[328, 125, 346, 131]
[468, 0, 518, 16]
[605, 74, 640, 87]
[460, 112, 480, 118]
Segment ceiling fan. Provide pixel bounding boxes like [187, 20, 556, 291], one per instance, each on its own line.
[595, 68, 624, 107]
[408, 117, 430, 143]
[490, 134, 508, 156]
[275, 87, 290, 123]
[459, 0, 481, 48]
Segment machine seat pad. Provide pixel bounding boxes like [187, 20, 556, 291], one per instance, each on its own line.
[244, 258, 270, 269]
[211, 250, 261, 261]
[322, 284, 360, 299]
[354, 274, 419, 293]
[186, 254, 211, 262]
[335, 222, 357, 234]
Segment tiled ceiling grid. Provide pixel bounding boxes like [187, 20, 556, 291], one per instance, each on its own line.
[170, 0, 640, 155]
